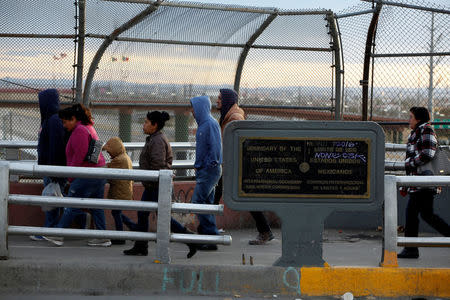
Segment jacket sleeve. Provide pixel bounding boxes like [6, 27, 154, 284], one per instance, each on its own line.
[195, 124, 209, 168]
[67, 127, 90, 167]
[415, 125, 437, 166]
[47, 116, 66, 166]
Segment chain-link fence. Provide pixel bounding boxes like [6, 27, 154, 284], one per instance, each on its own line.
[0, 0, 449, 165]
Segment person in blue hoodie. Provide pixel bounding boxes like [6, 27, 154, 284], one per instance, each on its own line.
[190, 96, 223, 251]
[32, 89, 86, 240]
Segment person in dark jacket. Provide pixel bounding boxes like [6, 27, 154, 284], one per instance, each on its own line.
[31, 89, 81, 241]
[215, 89, 274, 245]
[190, 96, 222, 251]
[123, 111, 197, 258]
[397, 107, 450, 259]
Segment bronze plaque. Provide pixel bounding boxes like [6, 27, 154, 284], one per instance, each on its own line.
[239, 137, 370, 198]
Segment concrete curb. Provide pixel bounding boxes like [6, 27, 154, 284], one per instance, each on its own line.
[1, 260, 449, 298]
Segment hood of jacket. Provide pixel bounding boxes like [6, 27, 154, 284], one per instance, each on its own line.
[103, 136, 125, 158]
[38, 89, 60, 123]
[190, 96, 212, 125]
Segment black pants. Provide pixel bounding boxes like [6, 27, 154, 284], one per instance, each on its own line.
[405, 190, 450, 239]
[215, 176, 271, 234]
[213, 176, 223, 205]
[250, 211, 271, 234]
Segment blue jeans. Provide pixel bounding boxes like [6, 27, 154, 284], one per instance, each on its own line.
[137, 188, 187, 234]
[111, 210, 135, 231]
[56, 178, 106, 230]
[191, 165, 222, 235]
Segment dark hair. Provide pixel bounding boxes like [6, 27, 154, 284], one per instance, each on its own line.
[147, 111, 170, 131]
[58, 104, 93, 125]
[410, 106, 430, 125]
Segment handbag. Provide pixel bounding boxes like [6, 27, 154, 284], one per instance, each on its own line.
[82, 126, 103, 164]
[417, 146, 450, 175]
[41, 182, 63, 212]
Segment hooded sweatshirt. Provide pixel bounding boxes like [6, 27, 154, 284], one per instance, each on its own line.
[190, 96, 222, 169]
[37, 89, 67, 166]
[103, 137, 133, 200]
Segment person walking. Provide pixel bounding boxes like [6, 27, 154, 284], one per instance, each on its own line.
[123, 111, 197, 258]
[190, 96, 222, 251]
[43, 104, 110, 247]
[215, 89, 274, 245]
[103, 136, 136, 245]
[397, 106, 450, 259]
[30, 89, 72, 241]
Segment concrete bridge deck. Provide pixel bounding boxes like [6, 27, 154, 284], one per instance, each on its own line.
[1, 228, 449, 299]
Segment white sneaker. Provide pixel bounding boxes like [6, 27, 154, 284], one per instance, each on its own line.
[29, 235, 45, 241]
[43, 236, 64, 246]
[87, 239, 111, 247]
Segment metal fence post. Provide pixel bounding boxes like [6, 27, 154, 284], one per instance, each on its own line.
[380, 175, 398, 267]
[0, 162, 10, 259]
[155, 170, 173, 264]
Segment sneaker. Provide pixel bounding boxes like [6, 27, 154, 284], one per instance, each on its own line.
[43, 236, 64, 246]
[29, 235, 45, 241]
[249, 231, 274, 245]
[397, 247, 419, 259]
[87, 239, 112, 247]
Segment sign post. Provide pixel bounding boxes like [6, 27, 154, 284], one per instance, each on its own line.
[223, 121, 384, 267]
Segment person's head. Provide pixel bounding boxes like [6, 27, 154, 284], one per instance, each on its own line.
[38, 89, 60, 123]
[218, 89, 238, 124]
[102, 136, 125, 158]
[144, 111, 170, 135]
[409, 106, 430, 129]
[190, 96, 211, 125]
[58, 104, 93, 131]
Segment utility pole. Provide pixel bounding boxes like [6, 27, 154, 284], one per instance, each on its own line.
[426, 12, 443, 121]
[427, 12, 435, 118]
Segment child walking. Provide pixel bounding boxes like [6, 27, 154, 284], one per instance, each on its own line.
[103, 137, 136, 245]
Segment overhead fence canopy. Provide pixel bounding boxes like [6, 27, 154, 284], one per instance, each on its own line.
[83, 0, 340, 120]
[0, 0, 448, 157]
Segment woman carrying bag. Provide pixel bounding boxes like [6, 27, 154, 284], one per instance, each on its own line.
[43, 104, 110, 247]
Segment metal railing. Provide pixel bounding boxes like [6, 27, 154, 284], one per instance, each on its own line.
[381, 175, 450, 267]
[1, 140, 414, 172]
[0, 161, 231, 263]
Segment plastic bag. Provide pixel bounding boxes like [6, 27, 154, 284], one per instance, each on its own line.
[417, 146, 450, 175]
[41, 182, 63, 212]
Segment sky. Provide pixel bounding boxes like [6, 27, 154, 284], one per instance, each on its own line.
[0, 0, 449, 90]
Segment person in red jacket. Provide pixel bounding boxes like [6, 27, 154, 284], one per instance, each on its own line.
[43, 104, 110, 247]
